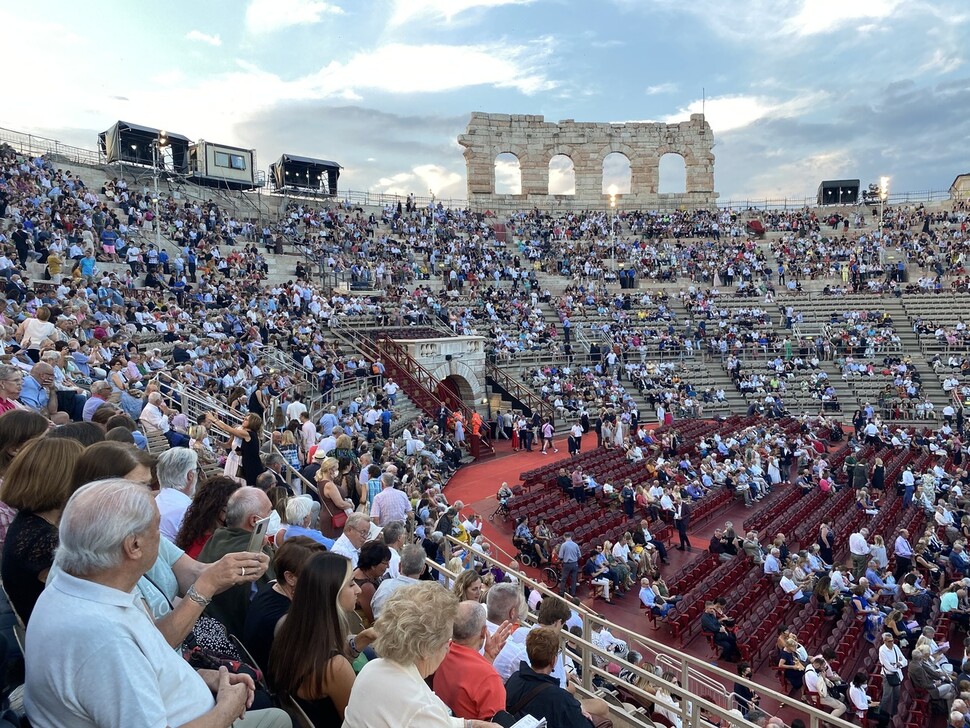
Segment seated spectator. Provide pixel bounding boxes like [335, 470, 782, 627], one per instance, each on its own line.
[274, 495, 333, 549]
[343, 582, 497, 727]
[433, 600, 507, 721]
[23, 478, 290, 728]
[155, 448, 200, 543]
[0, 437, 83, 622]
[371, 543, 427, 619]
[505, 626, 598, 728]
[804, 656, 846, 718]
[139, 391, 189, 448]
[197, 486, 276, 636]
[701, 601, 740, 661]
[243, 536, 325, 673]
[269, 550, 376, 723]
[352, 540, 391, 626]
[175, 476, 242, 559]
[19, 362, 70, 425]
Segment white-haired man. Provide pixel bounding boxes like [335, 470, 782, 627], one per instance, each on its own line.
[139, 391, 189, 447]
[24, 479, 289, 728]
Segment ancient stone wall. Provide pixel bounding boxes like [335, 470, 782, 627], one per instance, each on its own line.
[458, 112, 717, 211]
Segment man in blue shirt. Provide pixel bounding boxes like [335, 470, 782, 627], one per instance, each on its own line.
[19, 362, 70, 424]
[556, 532, 581, 597]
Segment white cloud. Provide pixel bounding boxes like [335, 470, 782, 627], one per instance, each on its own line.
[245, 0, 343, 34]
[645, 82, 677, 95]
[186, 30, 222, 46]
[304, 41, 557, 96]
[781, 0, 903, 37]
[919, 48, 963, 74]
[370, 164, 463, 198]
[662, 92, 827, 133]
[389, 0, 534, 26]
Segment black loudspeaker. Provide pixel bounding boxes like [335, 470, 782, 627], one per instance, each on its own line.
[445, 354, 453, 361]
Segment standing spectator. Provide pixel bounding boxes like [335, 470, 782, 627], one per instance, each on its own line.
[673, 497, 692, 551]
[370, 473, 413, 528]
[849, 528, 871, 581]
[878, 632, 907, 716]
[557, 532, 581, 597]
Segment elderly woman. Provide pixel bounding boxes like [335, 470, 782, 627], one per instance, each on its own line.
[273, 495, 333, 549]
[343, 582, 500, 727]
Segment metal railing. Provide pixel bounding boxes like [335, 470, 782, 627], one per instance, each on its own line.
[0, 126, 104, 167]
[435, 534, 855, 728]
[484, 362, 555, 423]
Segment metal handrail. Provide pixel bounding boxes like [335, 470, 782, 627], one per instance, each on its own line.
[484, 362, 555, 423]
[374, 334, 493, 454]
[435, 536, 855, 728]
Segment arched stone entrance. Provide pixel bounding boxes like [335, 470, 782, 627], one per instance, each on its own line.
[437, 374, 475, 407]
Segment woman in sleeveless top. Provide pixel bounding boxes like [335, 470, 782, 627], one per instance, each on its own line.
[208, 412, 265, 486]
[248, 381, 267, 419]
[352, 541, 391, 626]
[316, 457, 354, 540]
[817, 519, 835, 565]
[269, 552, 374, 724]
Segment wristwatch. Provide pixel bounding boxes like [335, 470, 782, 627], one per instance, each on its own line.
[348, 635, 360, 656]
[185, 584, 212, 607]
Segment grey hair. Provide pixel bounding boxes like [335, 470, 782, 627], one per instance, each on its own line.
[453, 600, 486, 640]
[380, 472, 395, 489]
[285, 495, 313, 525]
[225, 486, 267, 527]
[155, 447, 198, 491]
[399, 544, 426, 577]
[265, 454, 285, 468]
[486, 582, 526, 624]
[56, 479, 157, 576]
[382, 521, 406, 546]
[147, 392, 163, 404]
[345, 512, 370, 532]
[0, 364, 21, 382]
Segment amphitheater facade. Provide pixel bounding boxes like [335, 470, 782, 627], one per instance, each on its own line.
[458, 112, 717, 211]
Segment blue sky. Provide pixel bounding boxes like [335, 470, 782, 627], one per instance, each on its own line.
[4, 0, 969, 203]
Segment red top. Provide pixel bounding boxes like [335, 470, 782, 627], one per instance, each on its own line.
[185, 533, 211, 559]
[432, 642, 506, 721]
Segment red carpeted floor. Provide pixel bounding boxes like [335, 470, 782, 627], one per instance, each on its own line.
[446, 435, 809, 720]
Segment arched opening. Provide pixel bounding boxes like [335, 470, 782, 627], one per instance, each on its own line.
[602, 152, 631, 194]
[659, 153, 687, 193]
[437, 374, 475, 408]
[549, 154, 575, 195]
[494, 153, 521, 194]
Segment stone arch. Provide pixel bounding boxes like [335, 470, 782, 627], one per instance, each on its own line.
[549, 154, 576, 195]
[602, 152, 632, 195]
[494, 152, 522, 195]
[429, 360, 482, 407]
[659, 152, 687, 194]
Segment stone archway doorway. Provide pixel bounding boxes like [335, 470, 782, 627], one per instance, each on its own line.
[437, 374, 475, 409]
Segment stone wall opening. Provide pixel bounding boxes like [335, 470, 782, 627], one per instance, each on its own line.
[659, 152, 687, 194]
[494, 152, 522, 195]
[548, 155, 575, 195]
[602, 152, 632, 195]
[438, 374, 475, 407]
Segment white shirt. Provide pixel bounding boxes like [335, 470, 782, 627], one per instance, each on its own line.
[155, 488, 192, 543]
[849, 533, 870, 556]
[25, 572, 215, 728]
[139, 402, 169, 434]
[486, 621, 530, 682]
[878, 642, 907, 677]
[285, 401, 307, 423]
[331, 534, 360, 568]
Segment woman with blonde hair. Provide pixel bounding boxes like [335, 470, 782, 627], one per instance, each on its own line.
[344, 582, 497, 727]
[317, 456, 353, 541]
[452, 569, 484, 603]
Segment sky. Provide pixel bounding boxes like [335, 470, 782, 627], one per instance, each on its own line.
[3, 0, 969, 204]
